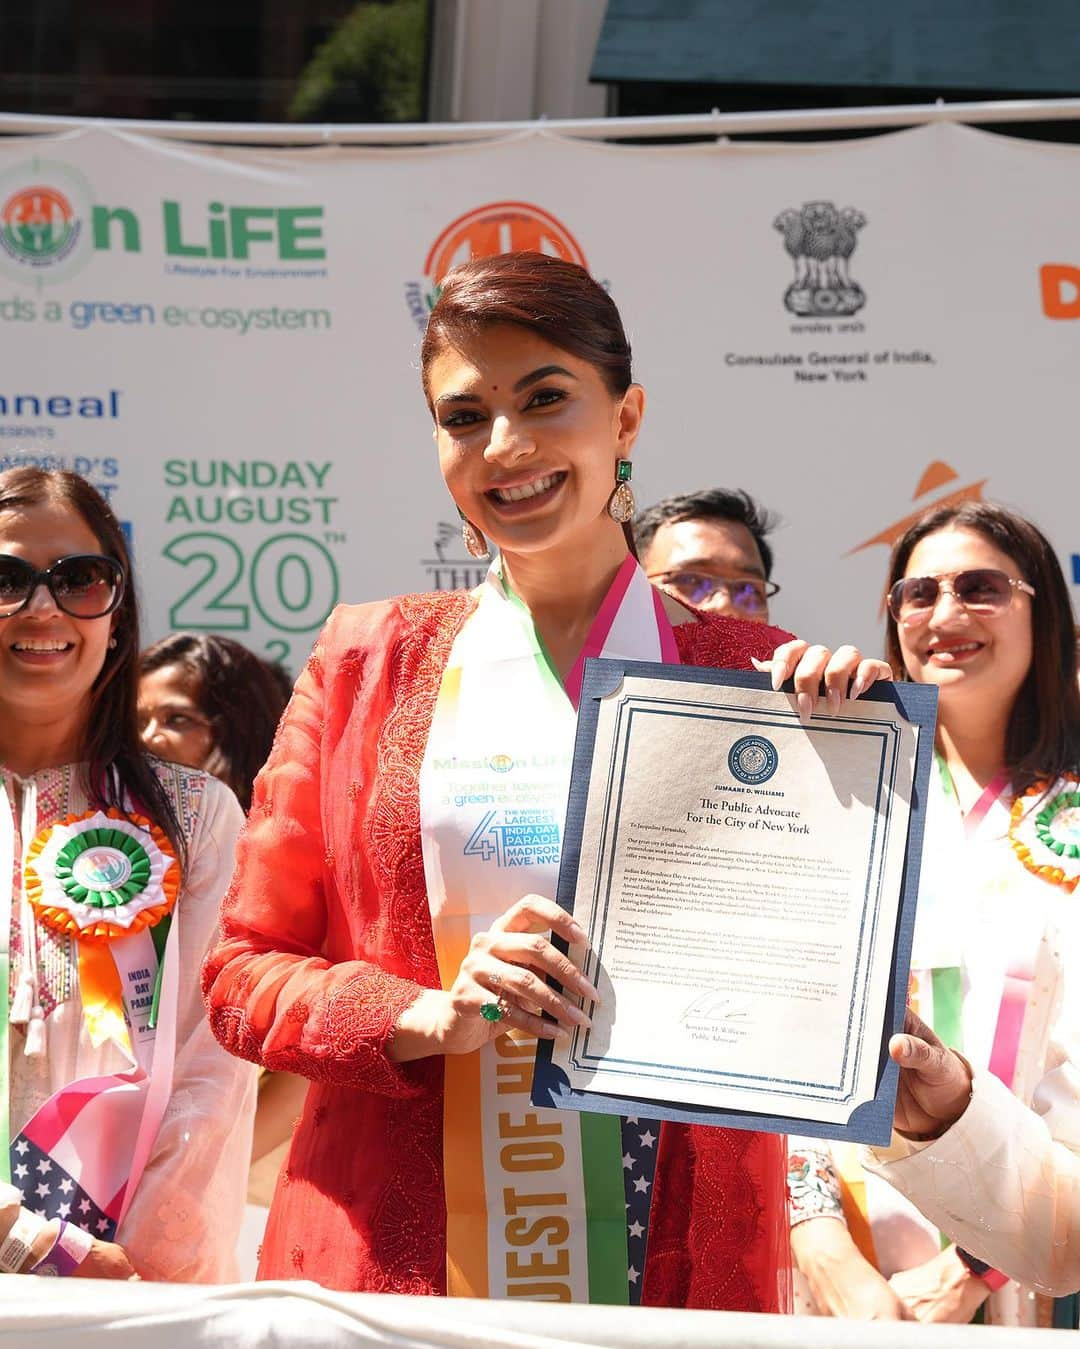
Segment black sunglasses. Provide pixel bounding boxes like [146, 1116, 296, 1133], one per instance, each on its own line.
[0, 553, 126, 619]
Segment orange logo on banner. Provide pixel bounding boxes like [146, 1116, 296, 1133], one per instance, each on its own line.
[1040, 264, 1080, 319]
[0, 184, 80, 267]
[404, 201, 588, 330]
[849, 461, 988, 614]
[423, 201, 587, 285]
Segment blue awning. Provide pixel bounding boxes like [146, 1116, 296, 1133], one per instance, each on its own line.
[591, 0, 1080, 93]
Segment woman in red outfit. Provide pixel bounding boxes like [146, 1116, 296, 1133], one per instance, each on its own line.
[203, 254, 886, 1308]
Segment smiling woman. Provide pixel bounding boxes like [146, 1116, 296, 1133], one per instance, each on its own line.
[0, 467, 255, 1285]
[202, 252, 890, 1307]
[426, 325, 642, 668]
[787, 502, 1080, 1328]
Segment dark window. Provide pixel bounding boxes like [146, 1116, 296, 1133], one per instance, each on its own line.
[0, 0, 431, 123]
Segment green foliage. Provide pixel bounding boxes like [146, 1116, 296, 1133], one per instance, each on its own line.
[288, 0, 427, 123]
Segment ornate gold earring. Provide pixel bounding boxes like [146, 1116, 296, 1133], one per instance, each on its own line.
[607, 459, 635, 523]
[458, 509, 491, 560]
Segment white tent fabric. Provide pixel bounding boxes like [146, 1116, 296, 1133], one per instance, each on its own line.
[0, 1278, 1059, 1348]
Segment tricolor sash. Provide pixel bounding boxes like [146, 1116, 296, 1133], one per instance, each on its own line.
[419, 556, 676, 1303]
[928, 757, 1034, 1088]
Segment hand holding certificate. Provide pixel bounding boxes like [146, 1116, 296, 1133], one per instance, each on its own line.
[533, 661, 937, 1145]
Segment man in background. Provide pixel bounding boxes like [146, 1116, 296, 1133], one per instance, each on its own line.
[634, 487, 780, 623]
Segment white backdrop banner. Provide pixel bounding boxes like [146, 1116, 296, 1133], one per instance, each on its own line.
[0, 123, 1076, 672]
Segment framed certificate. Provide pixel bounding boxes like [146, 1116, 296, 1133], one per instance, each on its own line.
[532, 661, 938, 1146]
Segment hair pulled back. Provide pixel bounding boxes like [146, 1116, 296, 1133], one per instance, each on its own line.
[421, 251, 633, 403]
[886, 499, 1080, 793]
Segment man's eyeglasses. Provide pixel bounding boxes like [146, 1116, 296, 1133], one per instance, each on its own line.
[0, 554, 126, 619]
[648, 571, 779, 614]
[887, 568, 1035, 627]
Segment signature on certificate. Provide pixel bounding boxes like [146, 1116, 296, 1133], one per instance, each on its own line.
[680, 988, 752, 1025]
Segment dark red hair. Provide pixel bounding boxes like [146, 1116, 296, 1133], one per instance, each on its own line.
[420, 252, 633, 403]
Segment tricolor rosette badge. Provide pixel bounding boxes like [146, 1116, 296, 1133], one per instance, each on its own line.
[25, 809, 179, 941]
[1010, 779, 1080, 893]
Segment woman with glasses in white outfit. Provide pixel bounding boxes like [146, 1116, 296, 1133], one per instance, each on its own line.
[776, 501, 1080, 1328]
[0, 468, 254, 1283]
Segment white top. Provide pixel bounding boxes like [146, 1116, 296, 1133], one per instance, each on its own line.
[796, 770, 1080, 1325]
[1, 760, 256, 1281]
[866, 1069, 1080, 1298]
[865, 770, 1080, 1322]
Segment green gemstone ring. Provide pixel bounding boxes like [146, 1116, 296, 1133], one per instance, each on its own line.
[480, 1001, 505, 1022]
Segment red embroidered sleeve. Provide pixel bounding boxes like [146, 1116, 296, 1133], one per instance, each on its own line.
[202, 609, 427, 1097]
[673, 613, 795, 671]
[643, 1124, 790, 1313]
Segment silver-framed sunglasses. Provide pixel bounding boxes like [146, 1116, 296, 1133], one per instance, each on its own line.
[888, 568, 1034, 626]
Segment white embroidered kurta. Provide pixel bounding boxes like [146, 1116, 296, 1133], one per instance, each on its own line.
[796, 771, 1080, 1326]
[866, 1070, 1080, 1298]
[1, 759, 256, 1281]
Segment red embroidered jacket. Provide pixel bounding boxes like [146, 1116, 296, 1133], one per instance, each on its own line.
[203, 592, 793, 1308]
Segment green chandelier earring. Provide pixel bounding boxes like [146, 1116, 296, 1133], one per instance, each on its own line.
[608, 459, 635, 523]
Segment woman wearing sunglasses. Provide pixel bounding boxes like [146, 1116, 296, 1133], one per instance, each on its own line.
[783, 501, 1080, 1327]
[0, 467, 255, 1281]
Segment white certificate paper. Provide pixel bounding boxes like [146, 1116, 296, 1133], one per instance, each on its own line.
[548, 671, 921, 1128]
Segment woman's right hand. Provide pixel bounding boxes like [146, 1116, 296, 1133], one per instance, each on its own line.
[890, 1009, 973, 1139]
[391, 895, 599, 1061]
[791, 1218, 913, 1320]
[754, 638, 893, 722]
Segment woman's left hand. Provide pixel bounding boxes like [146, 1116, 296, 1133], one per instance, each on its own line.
[753, 639, 893, 723]
[888, 1246, 992, 1323]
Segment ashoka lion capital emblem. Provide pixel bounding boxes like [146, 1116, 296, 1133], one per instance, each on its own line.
[774, 200, 867, 318]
